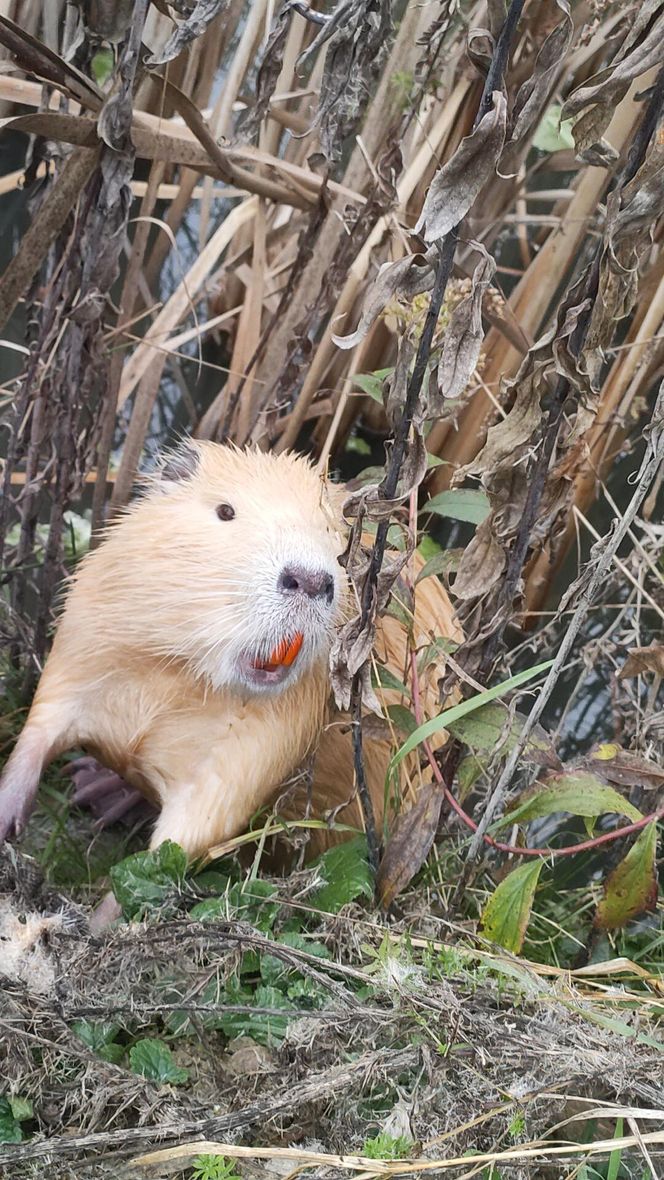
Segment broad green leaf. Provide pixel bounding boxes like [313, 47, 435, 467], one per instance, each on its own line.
[310, 836, 373, 913]
[190, 879, 279, 930]
[110, 840, 188, 920]
[129, 1038, 189, 1085]
[390, 661, 553, 770]
[415, 549, 462, 583]
[72, 1020, 123, 1062]
[8, 1097, 33, 1123]
[417, 636, 458, 674]
[480, 861, 543, 953]
[456, 754, 484, 800]
[386, 704, 417, 737]
[533, 104, 575, 152]
[0, 1098, 22, 1144]
[353, 368, 394, 402]
[373, 665, 409, 696]
[421, 489, 490, 524]
[446, 701, 556, 765]
[595, 822, 658, 931]
[91, 47, 115, 87]
[497, 773, 643, 831]
[416, 535, 441, 561]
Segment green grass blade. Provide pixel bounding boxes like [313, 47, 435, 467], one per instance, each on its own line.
[389, 660, 554, 771]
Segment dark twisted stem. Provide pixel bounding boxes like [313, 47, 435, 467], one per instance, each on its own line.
[478, 60, 664, 680]
[351, 0, 526, 874]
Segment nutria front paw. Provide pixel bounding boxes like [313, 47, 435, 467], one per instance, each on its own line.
[64, 757, 154, 828]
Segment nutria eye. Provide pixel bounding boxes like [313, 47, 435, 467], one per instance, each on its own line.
[216, 503, 235, 521]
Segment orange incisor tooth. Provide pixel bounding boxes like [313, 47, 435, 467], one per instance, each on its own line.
[277, 632, 303, 666]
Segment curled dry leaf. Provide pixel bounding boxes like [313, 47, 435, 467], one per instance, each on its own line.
[240, 3, 291, 141]
[146, 0, 230, 66]
[415, 91, 507, 241]
[500, 0, 573, 174]
[299, 0, 393, 162]
[561, 2, 664, 157]
[332, 251, 434, 350]
[430, 241, 496, 411]
[452, 517, 506, 600]
[377, 782, 443, 909]
[618, 641, 664, 680]
[583, 743, 664, 790]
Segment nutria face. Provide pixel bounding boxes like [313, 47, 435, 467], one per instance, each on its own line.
[120, 442, 347, 695]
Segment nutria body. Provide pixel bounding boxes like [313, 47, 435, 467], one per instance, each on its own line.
[0, 443, 461, 860]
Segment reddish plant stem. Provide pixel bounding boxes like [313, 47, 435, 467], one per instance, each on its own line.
[409, 651, 662, 858]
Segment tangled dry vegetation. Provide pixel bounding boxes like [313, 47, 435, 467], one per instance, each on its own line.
[0, 0, 663, 1176]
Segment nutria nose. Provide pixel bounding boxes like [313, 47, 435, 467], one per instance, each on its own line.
[278, 566, 335, 605]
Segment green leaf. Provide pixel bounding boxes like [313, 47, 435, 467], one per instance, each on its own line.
[72, 1019, 123, 1063]
[595, 822, 658, 931]
[446, 702, 555, 765]
[0, 1098, 22, 1144]
[0, 1095, 32, 1143]
[416, 535, 441, 560]
[91, 47, 115, 87]
[373, 665, 409, 696]
[386, 704, 417, 737]
[415, 549, 462, 583]
[498, 773, 643, 831]
[362, 1132, 412, 1160]
[190, 879, 279, 930]
[110, 840, 188, 919]
[353, 368, 394, 402]
[533, 103, 575, 153]
[346, 435, 371, 455]
[417, 635, 458, 673]
[310, 836, 374, 913]
[480, 861, 544, 953]
[421, 489, 490, 524]
[129, 1038, 189, 1085]
[390, 661, 553, 770]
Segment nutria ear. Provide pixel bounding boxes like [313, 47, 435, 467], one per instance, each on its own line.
[159, 441, 201, 484]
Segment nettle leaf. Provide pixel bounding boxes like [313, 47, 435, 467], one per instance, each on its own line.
[415, 549, 462, 583]
[421, 489, 490, 524]
[72, 1020, 124, 1063]
[310, 836, 373, 913]
[499, 772, 643, 831]
[110, 840, 188, 920]
[446, 701, 557, 767]
[129, 1038, 189, 1086]
[190, 880, 279, 931]
[595, 822, 659, 931]
[481, 861, 544, 954]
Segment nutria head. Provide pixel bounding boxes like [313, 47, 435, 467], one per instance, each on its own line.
[93, 442, 347, 695]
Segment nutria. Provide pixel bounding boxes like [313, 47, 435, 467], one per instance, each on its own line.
[0, 442, 461, 862]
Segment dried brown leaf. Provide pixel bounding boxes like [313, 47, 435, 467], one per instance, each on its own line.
[146, 0, 229, 66]
[415, 91, 507, 241]
[500, 0, 573, 174]
[452, 517, 506, 600]
[377, 782, 443, 909]
[332, 252, 434, 350]
[430, 241, 495, 410]
[562, 4, 664, 156]
[618, 641, 664, 680]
